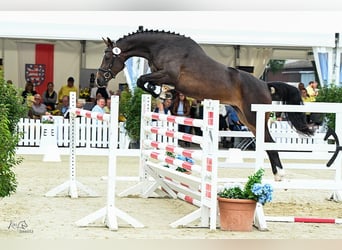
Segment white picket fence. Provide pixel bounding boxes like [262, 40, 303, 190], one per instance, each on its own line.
[16, 117, 131, 155]
[16, 115, 326, 157]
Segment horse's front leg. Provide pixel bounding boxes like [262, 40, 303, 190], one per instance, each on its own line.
[136, 71, 173, 98]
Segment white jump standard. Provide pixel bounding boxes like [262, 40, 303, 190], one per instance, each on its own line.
[45, 92, 98, 199]
[73, 93, 144, 230]
[46, 92, 143, 230]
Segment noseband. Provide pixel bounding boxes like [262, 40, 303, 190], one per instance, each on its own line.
[98, 66, 115, 82]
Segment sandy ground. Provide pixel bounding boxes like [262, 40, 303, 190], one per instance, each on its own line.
[1, 154, 342, 239]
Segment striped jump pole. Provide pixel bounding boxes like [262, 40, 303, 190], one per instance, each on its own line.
[266, 216, 342, 224]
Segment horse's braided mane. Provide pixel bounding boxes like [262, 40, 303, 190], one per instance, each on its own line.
[117, 29, 188, 42]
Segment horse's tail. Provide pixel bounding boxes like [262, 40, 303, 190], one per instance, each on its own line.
[267, 81, 314, 136]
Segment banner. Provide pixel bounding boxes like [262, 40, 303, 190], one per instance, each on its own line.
[25, 64, 46, 88]
[17, 43, 54, 94]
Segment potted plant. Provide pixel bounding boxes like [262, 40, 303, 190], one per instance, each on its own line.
[217, 168, 273, 231]
[41, 114, 55, 124]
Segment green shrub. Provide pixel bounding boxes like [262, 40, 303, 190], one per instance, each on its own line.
[120, 87, 144, 142]
[315, 84, 342, 130]
[0, 72, 28, 197]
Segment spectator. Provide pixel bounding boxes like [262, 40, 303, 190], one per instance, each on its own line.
[171, 92, 191, 147]
[104, 98, 111, 114]
[300, 88, 312, 123]
[89, 73, 96, 89]
[28, 94, 47, 119]
[306, 81, 323, 125]
[58, 95, 70, 118]
[92, 97, 106, 114]
[190, 99, 203, 136]
[21, 81, 37, 105]
[58, 77, 78, 102]
[298, 82, 305, 91]
[154, 98, 172, 115]
[221, 105, 246, 148]
[226, 105, 245, 131]
[306, 81, 319, 101]
[42, 82, 57, 111]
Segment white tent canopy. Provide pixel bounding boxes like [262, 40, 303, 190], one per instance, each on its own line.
[0, 11, 341, 91]
[0, 11, 337, 46]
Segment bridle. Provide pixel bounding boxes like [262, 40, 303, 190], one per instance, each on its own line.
[97, 44, 122, 82]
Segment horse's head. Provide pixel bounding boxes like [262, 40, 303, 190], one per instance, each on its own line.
[96, 37, 125, 87]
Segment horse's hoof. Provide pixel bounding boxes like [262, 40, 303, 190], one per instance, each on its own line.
[277, 167, 285, 177]
[274, 174, 283, 181]
[274, 168, 285, 181]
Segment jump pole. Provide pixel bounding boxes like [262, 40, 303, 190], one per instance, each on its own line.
[74, 94, 144, 230]
[266, 216, 342, 224]
[45, 92, 98, 198]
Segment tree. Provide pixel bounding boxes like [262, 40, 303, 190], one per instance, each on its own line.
[268, 60, 286, 74]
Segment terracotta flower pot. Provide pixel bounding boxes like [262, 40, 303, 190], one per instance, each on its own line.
[217, 197, 257, 231]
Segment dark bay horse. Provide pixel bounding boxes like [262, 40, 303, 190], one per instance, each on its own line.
[96, 29, 313, 181]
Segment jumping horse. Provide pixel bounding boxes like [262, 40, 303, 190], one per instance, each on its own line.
[96, 29, 313, 181]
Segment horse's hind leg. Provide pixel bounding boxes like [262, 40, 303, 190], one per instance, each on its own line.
[265, 127, 285, 181]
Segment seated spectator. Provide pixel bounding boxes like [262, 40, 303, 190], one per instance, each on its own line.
[28, 94, 47, 119]
[104, 98, 111, 114]
[92, 97, 106, 114]
[226, 105, 245, 131]
[42, 82, 58, 111]
[154, 98, 172, 115]
[221, 105, 246, 148]
[22, 81, 37, 106]
[57, 95, 70, 118]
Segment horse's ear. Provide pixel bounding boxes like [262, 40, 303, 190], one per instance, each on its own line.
[102, 37, 112, 47]
[104, 37, 114, 47]
[102, 37, 107, 45]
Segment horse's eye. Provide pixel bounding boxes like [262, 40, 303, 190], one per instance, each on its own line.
[104, 51, 112, 60]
